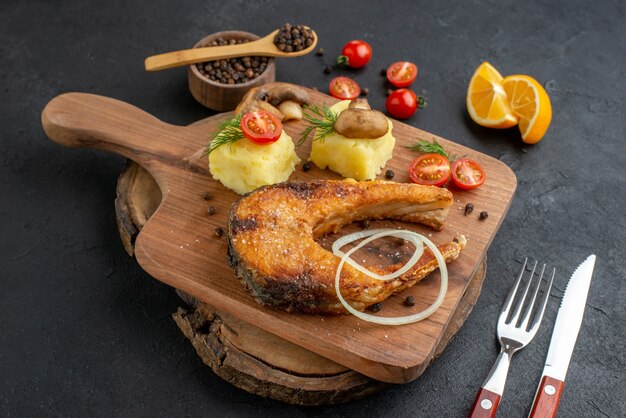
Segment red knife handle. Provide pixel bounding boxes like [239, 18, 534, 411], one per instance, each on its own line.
[468, 388, 501, 418]
[529, 375, 565, 418]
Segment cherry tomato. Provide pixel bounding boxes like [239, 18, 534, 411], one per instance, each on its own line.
[451, 159, 486, 190]
[240, 110, 283, 145]
[386, 88, 417, 119]
[329, 76, 361, 100]
[386, 61, 418, 87]
[337, 40, 372, 68]
[408, 153, 451, 187]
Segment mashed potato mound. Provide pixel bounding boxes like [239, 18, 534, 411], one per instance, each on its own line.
[309, 100, 395, 180]
[209, 130, 300, 195]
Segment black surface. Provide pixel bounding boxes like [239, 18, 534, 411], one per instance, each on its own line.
[1, 0, 625, 416]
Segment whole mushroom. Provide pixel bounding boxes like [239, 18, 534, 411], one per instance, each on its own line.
[333, 99, 389, 139]
[235, 83, 310, 121]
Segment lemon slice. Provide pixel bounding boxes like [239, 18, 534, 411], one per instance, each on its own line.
[467, 62, 518, 128]
[503, 75, 552, 144]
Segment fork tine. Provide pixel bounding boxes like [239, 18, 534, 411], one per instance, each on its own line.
[509, 260, 538, 325]
[498, 258, 528, 322]
[528, 267, 556, 334]
[520, 264, 546, 330]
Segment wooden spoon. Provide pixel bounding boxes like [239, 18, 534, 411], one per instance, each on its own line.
[145, 29, 318, 72]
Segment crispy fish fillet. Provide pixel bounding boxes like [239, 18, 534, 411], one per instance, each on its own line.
[227, 179, 465, 314]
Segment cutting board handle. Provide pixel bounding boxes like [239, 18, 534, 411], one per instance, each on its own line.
[42, 92, 195, 170]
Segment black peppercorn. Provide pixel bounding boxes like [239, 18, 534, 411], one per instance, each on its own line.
[214, 227, 224, 238]
[195, 37, 271, 85]
[385, 169, 395, 179]
[302, 162, 312, 172]
[323, 65, 332, 74]
[380, 68, 387, 76]
[273, 23, 315, 54]
[369, 303, 382, 312]
[201, 192, 214, 200]
[361, 87, 369, 96]
[316, 48, 324, 56]
[464, 203, 474, 216]
[479, 211, 489, 220]
[207, 206, 216, 216]
[403, 296, 416, 307]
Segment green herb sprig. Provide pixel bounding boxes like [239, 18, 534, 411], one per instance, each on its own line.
[206, 113, 244, 155]
[298, 104, 338, 145]
[406, 138, 459, 161]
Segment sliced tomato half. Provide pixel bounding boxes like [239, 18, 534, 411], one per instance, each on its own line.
[240, 110, 283, 145]
[408, 153, 451, 187]
[450, 158, 486, 190]
[329, 76, 361, 100]
[387, 61, 418, 87]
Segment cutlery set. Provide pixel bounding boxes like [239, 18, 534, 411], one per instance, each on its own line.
[469, 255, 597, 418]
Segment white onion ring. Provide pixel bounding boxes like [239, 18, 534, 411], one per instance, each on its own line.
[332, 229, 424, 281]
[333, 228, 448, 325]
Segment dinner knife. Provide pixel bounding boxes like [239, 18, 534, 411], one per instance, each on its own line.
[528, 254, 596, 418]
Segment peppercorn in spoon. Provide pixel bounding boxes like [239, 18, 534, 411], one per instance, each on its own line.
[145, 25, 317, 72]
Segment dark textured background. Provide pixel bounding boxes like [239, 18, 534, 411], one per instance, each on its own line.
[1, 0, 625, 416]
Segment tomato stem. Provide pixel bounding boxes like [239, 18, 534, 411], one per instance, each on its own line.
[336, 55, 349, 67]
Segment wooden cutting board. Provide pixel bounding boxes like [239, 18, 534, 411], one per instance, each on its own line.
[116, 161, 487, 404]
[41, 84, 516, 384]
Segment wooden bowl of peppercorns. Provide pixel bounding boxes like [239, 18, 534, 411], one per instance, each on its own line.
[188, 31, 276, 111]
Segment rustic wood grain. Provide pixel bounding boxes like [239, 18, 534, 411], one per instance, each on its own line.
[116, 162, 486, 404]
[115, 161, 162, 256]
[41, 85, 516, 383]
[171, 259, 485, 405]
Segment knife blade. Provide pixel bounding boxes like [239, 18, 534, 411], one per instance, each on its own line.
[528, 254, 596, 418]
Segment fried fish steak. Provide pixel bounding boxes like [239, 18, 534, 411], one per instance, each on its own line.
[227, 179, 464, 314]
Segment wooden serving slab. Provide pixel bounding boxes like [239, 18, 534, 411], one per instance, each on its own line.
[115, 161, 487, 404]
[42, 84, 516, 384]
[172, 264, 484, 405]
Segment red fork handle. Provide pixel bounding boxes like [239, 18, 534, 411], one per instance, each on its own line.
[468, 388, 501, 418]
[528, 375, 565, 418]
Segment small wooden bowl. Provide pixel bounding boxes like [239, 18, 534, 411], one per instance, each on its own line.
[188, 31, 276, 111]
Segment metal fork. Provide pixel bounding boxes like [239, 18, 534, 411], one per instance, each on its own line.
[468, 259, 555, 418]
